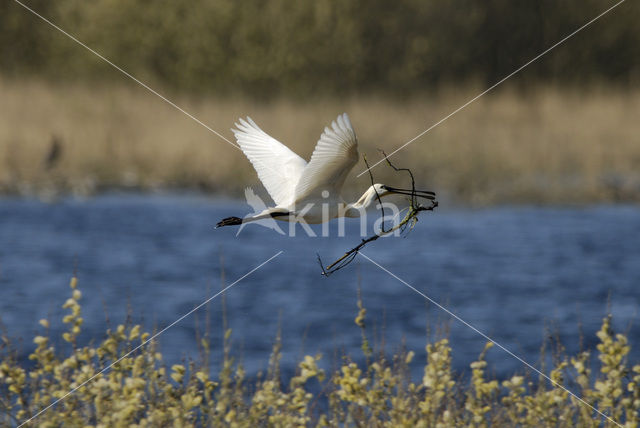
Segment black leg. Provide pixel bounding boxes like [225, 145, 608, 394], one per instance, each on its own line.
[215, 216, 243, 228]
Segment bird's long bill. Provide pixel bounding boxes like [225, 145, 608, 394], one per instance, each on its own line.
[384, 186, 436, 200]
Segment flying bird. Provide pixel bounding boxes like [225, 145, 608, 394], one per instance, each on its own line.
[216, 113, 435, 228]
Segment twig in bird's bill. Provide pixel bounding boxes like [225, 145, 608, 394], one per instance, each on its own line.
[318, 152, 438, 276]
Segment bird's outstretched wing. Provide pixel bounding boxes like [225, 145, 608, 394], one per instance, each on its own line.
[233, 118, 307, 206]
[294, 113, 359, 202]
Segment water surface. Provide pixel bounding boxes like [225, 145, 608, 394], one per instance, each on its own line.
[1, 194, 638, 381]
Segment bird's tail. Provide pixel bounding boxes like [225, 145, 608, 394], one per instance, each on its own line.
[216, 216, 243, 228]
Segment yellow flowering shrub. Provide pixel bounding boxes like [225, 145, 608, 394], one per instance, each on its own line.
[1, 276, 638, 427]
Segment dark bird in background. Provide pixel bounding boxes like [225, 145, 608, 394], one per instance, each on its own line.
[43, 135, 62, 171]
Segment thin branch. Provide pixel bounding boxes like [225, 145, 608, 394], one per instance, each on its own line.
[319, 153, 437, 276]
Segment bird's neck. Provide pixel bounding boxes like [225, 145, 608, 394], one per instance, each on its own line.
[344, 188, 379, 217]
[343, 203, 362, 218]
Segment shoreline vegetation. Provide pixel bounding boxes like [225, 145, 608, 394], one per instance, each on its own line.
[1, 78, 640, 205]
[1, 275, 638, 426]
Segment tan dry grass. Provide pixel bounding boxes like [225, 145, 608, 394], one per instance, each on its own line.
[1, 77, 639, 203]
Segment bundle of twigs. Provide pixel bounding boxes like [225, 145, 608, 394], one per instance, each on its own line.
[318, 152, 438, 276]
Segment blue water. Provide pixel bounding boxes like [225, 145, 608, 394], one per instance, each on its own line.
[1, 194, 639, 382]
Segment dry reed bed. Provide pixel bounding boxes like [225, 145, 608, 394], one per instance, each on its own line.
[1, 78, 639, 204]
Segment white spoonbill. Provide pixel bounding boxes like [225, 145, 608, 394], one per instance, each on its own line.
[216, 113, 435, 228]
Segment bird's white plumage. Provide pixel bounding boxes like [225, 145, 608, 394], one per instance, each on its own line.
[232, 118, 307, 206]
[294, 113, 359, 202]
[233, 113, 358, 207]
[219, 113, 435, 228]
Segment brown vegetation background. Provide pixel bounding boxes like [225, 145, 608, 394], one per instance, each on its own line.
[1, 0, 639, 203]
